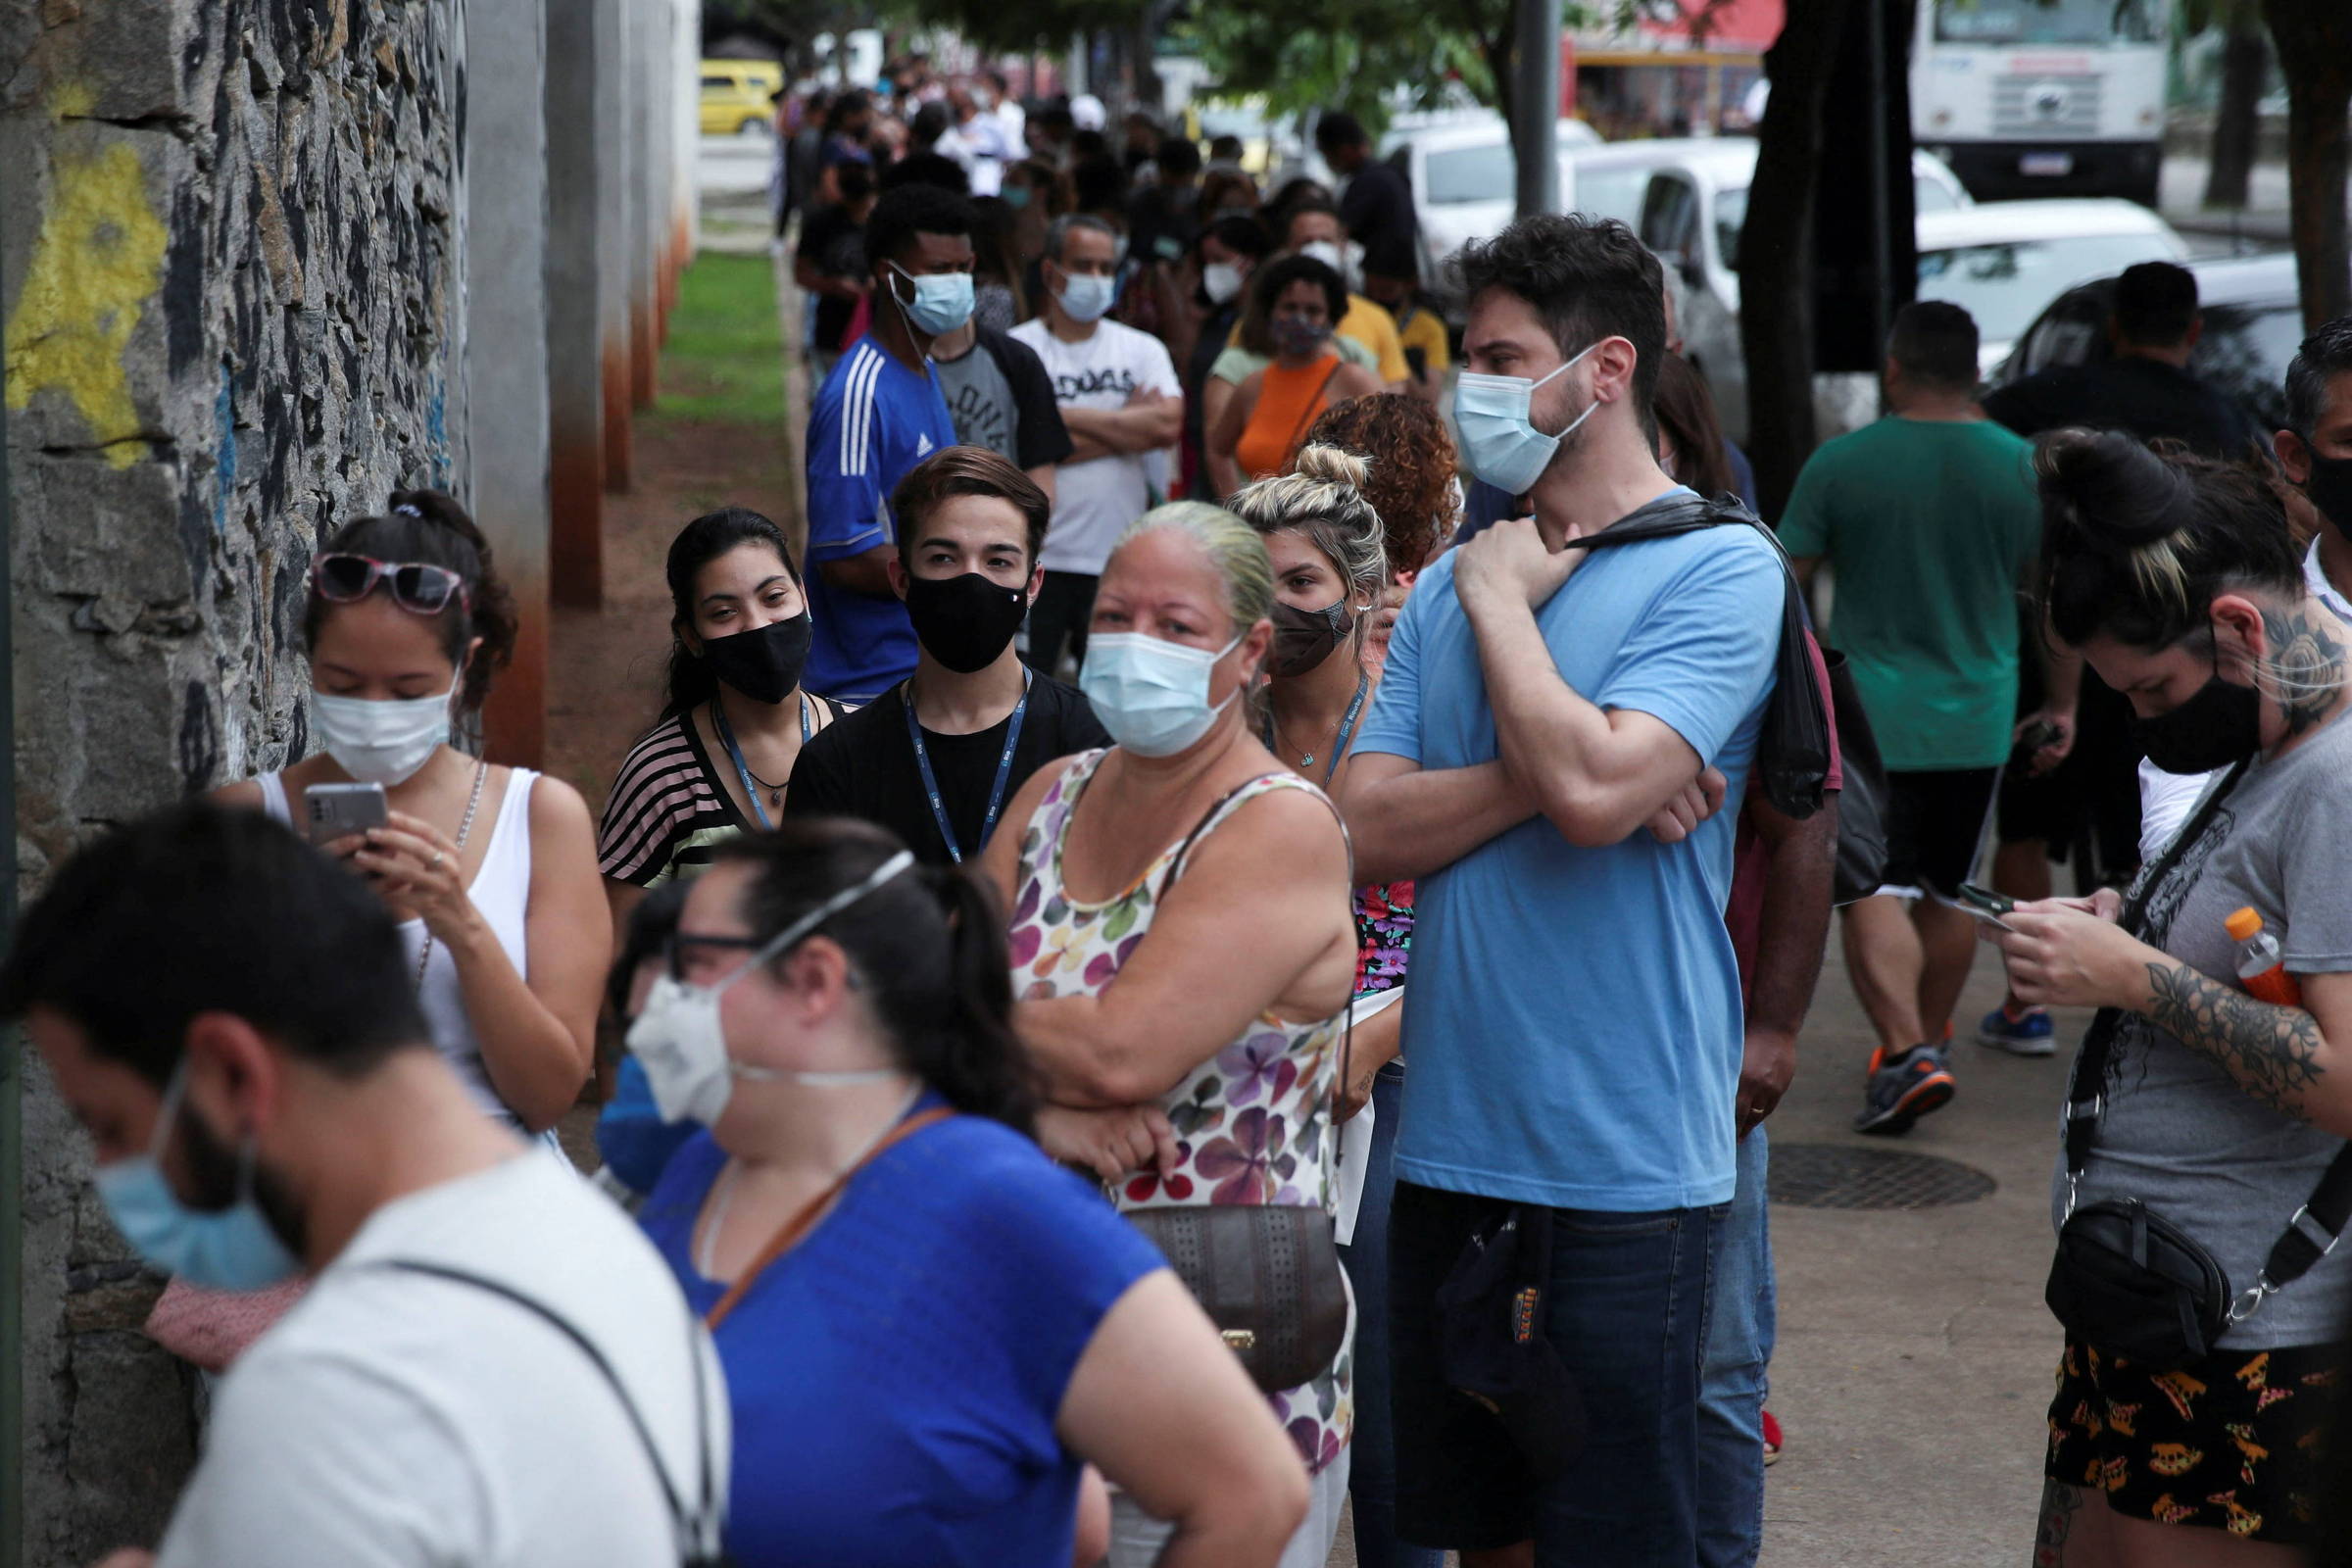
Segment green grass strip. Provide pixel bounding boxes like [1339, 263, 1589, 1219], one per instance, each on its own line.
[646, 251, 786, 428]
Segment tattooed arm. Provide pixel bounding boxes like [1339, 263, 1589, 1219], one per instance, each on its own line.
[1998, 903, 2352, 1136]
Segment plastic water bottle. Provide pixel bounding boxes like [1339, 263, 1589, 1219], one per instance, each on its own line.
[2228, 906, 2302, 1007]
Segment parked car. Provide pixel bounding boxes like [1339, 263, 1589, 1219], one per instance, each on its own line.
[1992, 250, 2320, 432]
[1913, 199, 2187, 376]
[1632, 138, 1976, 442]
[1380, 114, 1603, 313]
[700, 60, 782, 137]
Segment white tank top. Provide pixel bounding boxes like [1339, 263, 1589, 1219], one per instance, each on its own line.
[259, 768, 538, 1129]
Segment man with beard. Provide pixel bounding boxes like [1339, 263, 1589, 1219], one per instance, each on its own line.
[10, 805, 726, 1568]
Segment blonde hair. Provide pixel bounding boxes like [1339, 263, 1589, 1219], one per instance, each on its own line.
[1113, 501, 1274, 632]
[1225, 444, 1389, 609]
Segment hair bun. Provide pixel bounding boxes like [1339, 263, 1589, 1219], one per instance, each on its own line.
[2034, 427, 2196, 552]
[1289, 442, 1373, 495]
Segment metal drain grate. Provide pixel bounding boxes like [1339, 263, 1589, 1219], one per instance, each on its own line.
[1767, 1143, 1997, 1210]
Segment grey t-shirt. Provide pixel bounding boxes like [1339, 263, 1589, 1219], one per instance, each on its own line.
[2053, 710, 2352, 1348]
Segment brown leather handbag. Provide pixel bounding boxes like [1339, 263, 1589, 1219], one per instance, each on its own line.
[1127, 1203, 1350, 1393]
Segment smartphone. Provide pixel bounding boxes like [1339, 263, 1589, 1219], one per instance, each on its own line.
[305, 781, 387, 847]
[1942, 881, 2018, 931]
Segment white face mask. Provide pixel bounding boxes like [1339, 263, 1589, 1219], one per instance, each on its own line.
[1201, 262, 1245, 306]
[1079, 630, 1246, 758]
[1298, 240, 1345, 273]
[310, 681, 457, 786]
[626, 852, 917, 1126]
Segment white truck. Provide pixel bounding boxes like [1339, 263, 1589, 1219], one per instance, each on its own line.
[1910, 0, 2169, 207]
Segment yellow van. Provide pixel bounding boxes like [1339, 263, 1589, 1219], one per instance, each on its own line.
[701, 60, 784, 137]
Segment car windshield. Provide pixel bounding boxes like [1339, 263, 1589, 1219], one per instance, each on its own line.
[1934, 0, 2160, 45]
[1712, 173, 1966, 268]
[1916, 233, 2177, 342]
[2194, 302, 2304, 430]
[1426, 142, 1515, 205]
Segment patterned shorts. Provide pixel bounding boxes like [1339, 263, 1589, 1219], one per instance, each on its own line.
[2044, 1337, 2343, 1544]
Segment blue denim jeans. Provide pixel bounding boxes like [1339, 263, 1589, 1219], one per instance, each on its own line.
[1696, 1126, 1776, 1568]
[1335, 1063, 1446, 1568]
[1391, 1182, 1728, 1564]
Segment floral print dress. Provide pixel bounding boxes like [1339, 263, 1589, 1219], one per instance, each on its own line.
[1006, 749, 1353, 1474]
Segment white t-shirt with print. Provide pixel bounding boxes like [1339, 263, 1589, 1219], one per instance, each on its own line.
[1010, 318, 1183, 576]
[155, 1151, 727, 1568]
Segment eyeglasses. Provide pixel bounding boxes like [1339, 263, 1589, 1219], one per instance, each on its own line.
[663, 930, 767, 982]
[311, 554, 471, 615]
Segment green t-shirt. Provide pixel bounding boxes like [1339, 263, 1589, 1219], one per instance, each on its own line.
[1778, 416, 2040, 771]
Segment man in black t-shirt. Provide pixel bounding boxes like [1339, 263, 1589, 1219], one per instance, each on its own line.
[792, 162, 877, 390]
[785, 447, 1108, 864]
[1316, 110, 1417, 283]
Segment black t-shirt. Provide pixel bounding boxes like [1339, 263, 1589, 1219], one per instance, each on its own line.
[797, 203, 867, 354]
[1981, 356, 2270, 461]
[1339, 162, 1418, 280]
[783, 674, 1110, 863]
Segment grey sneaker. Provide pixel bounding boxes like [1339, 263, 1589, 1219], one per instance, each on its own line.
[1853, 1043, 1956, 1136]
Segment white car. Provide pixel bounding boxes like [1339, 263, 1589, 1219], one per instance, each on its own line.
[1627, 138, 1977, 443]
[1380, 114, 1603, 312]
[1912, 199, 2188, 376]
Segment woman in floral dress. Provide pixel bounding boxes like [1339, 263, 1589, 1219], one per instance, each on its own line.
[978, 501, 1360, 1568]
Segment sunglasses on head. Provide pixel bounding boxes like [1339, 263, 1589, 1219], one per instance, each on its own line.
[311, 554, 471, 615]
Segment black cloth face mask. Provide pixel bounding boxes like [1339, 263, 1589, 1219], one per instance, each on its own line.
[2131, 651, 2264, 774]
[2306, 454, 2352, 542]
[701, 613, 813, 706]
[1268, 598, 1355, 677]
[904, 571, 1029, 674]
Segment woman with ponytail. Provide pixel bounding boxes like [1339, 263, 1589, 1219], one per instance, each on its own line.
[598, 508, 851, 942]
[219, 489, 607, 1136]
[1992, 429, 2352, 1562]
[630, 820, 1308, 1567]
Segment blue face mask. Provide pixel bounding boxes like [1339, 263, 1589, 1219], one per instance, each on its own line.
[1003, 184, 1033, 211]
[889, 265, 974, 336]
[1055, 270, 1117, 325]
[1452, 341, 1600, 497]
[93, 1063, 302, 1293]
[1080, 630, 1246, 758]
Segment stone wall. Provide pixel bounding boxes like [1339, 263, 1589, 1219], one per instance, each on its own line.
[2, 2, 466, 1558]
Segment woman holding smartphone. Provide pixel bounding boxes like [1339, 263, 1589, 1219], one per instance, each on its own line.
[216, 491, 609, 1135]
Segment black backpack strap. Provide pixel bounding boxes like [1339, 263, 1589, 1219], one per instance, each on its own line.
[374, 1259, 725, 1564]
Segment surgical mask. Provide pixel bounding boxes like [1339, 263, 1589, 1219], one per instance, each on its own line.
[889, 264, 974, 336]
[1080, 630, 1246, 758]
[1273, 315, 1333, 358]
[2306, 454, 2352, 541]
[311, 680, 456, 786]
[1202, 262, 1245, 306]
[1453, 342, 1600, 497]
[1003, 184, 1032, 211]
[94, 1063, 302, 1293]
[904, 571, 1029, 673]
[1299, 240, 1345, 272]
[2131, 657, 2265, 774]
[626, 851, 918, 1126]
[1055, 270, 1116, 324]
[703, 613, 812, 707]
[1269, 598, 1354, 676]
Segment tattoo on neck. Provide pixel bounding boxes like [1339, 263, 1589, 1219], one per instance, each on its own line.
[2144, 960, 2325, 1119]
[2258, 606, 2346, 735]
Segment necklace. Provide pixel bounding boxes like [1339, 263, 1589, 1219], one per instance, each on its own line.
[414, 759, 489, 992]
[1264, 670, 1370, 786]
[711, 694, 814, 829]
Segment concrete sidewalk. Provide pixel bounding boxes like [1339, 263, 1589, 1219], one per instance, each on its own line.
[1759, 938, 2076, 1567]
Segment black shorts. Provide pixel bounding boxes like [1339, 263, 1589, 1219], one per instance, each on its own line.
[2046, 1337, 2340, 1544]
[1879, 767, 1999, 899]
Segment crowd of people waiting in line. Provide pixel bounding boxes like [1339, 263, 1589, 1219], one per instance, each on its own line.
[27, 68, 2352, 1568]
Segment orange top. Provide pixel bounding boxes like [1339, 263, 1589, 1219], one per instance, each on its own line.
[2226, 906, 2265, 943]
[1236, 354, 1345, 480]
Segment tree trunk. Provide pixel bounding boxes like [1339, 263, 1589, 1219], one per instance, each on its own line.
[2202, 16, 2267, 210]
[1740, 0, 1857, 521]
[2262, 0, 2352, 327]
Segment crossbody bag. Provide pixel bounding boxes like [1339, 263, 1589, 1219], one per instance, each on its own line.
[1119, 775, 1352, 1395]
[2045, 760, 2352, 1369]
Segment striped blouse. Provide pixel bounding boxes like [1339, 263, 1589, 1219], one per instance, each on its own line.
[598, 700, 847, 887]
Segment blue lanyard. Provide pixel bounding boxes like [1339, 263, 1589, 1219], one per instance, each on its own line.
[712, 695, 812, 831]
[905, 671, 1030, 863]
[1261, 671, 1369, 787]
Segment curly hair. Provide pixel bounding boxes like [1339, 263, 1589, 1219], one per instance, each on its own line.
[1298, 395, 1460, 577]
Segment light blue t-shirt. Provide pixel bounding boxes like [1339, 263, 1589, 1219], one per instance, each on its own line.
[1356, 522, 1782, 1211]
[805, 339, 959, 703]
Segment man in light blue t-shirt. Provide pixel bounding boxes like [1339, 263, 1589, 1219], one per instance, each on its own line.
[1345, 215, 1781, 1566]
